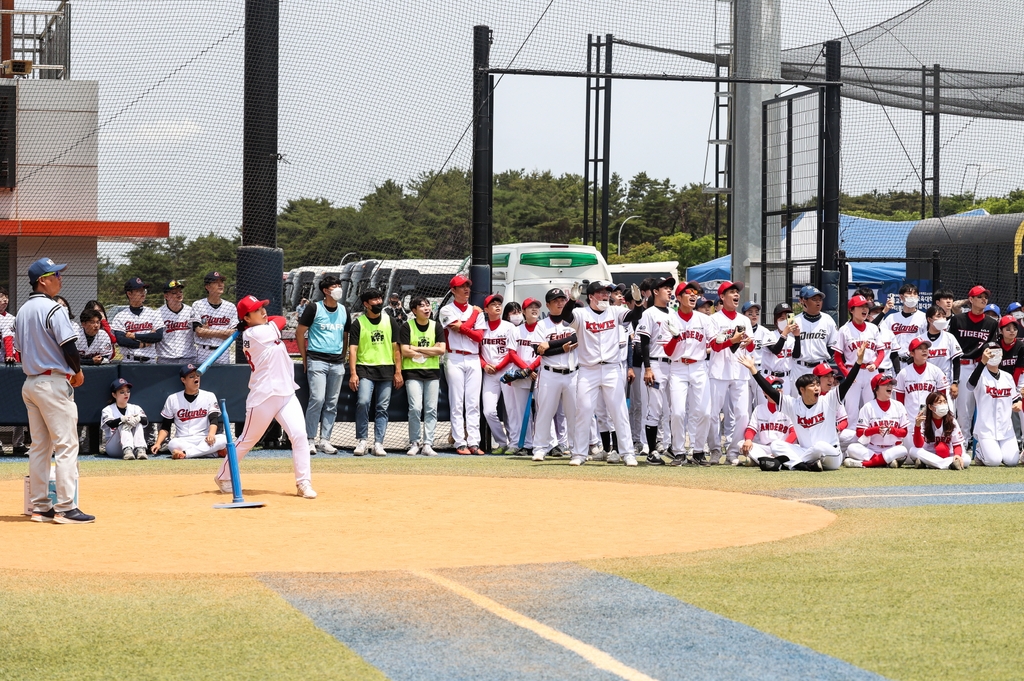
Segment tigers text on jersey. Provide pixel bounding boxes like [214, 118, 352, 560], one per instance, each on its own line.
[708, 310, 752, 381]
[636, 306, 672, 360]
[534, 316, 576, 370]
[664, 310, 716, 362]
[160, 389, 221, 439]
[776, 389, 843, 448]
[100, 403, 147, 444]
[241, 320, 298, 408]
[477, 318, 518, 367]
[517, 323, 542, 367]
[438, 302, 481, 354]
[895, 362, 950, 415]
[971, 367, 1020, 441]
[746, 403, 793, 445]
[922, 331, 963, 381]
[192, 298, 238, 348]
[795, 312, 838, 365]
[856, 400, 910, 449]
[157, 303, 196, 359]
[110, 306, 164, 361]
[568, 303, 631, 367]
[881, 310, 927, 355]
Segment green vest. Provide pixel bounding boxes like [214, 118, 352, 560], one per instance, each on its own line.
[356, 315, 393, 366]
[402, 320, 440, 371]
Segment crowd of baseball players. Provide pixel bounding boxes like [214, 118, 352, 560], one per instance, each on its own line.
[11, 256, 1024, 524]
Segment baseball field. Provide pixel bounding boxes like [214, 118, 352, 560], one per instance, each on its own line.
[2, 452, 1023, 681]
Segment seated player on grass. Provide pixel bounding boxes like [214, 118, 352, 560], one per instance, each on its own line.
[101, 378, 149, 460]
[911, 391, 968, 470]
[152, 364, 227, 459]
[738, 375, 795, 466]
[843, 374, 910, 468]
[814, 363, 857, 455]
[969, 341, 1023, 467]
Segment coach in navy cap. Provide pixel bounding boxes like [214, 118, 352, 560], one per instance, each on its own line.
[16, 258, 94, 524]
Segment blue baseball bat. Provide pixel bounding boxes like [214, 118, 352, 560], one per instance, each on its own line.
[518, 377, 536, 450]
[213, 398, 265, 509]
[197, 331, 239, 375]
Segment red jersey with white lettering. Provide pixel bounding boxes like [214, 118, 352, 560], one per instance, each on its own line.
[157, 303, 196, 360]
[776, 389, 844, 447]
[568, 303, 631, 367]
[971, 367, 1020, 441]
[881, 310, 927, 356]
[663, 309, 716, 362]
[855, 399, 910, 449]
[535, 316, 576, 370]
[636, 306, 671, 360]
[921, 330, 962, 382]
[895, 362, 949, 416]
[241, 317, 297, 408]
[160, 389, 221, 438]
[744, 403, 794, 445]
[192, 298, 238, 348]
[477, 318, 518, 369]
[110, 306, 165, 361]
[832, 321, 881, 371]
[709, 309, 753, 381]
[439, 301, 481, 354]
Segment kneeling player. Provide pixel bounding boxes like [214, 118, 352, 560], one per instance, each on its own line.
[739, 376, 795, 465]
[737, 342, 865, 471]
[844, 375, 910, 468]
[911, 391, 968, 470]
[969, 342, 1022, 467]
[152, 364, 227, 459]
[213, 296, 316, 498]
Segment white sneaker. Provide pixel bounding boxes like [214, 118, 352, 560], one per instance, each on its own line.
[606, 450, 622, 464]
[842, 458, 863, 468]
[296, 481, 317, 499]
[589, 444, 603, 457]
[421, 444, 438, 457]
[319, 440, 337, 455]
[406, 442, 420, 456]
[569, 455, 586, 466]
[214, 475, 233, 494]
[532, 452, 545, 461]
[623, 454, 638, 467]
[308, 438, 318, 455]
[353, 439, 368, 456]
[372, 442, 387, 457]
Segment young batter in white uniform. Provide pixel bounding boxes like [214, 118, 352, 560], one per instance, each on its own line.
[706, 280, 754, 463]
[439, 274, 484, 454]
[214, 296, 315, 498]
[531, 289, 578, 461]
[100, 377, 149, 460]
[844, 375, 910, 467]
[76, 308, 114, 364]
[791, 285, 838, 391]
[111, 277, 165, 363]
[969, 342, 1023, 467]
[156, 279, 197, 364]
[153, 363, 228, 459]
[478, 294, 519, 452]
[193, 271, 238, 366]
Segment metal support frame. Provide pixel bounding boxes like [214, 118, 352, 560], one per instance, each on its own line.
[470, 25, 493, 307]
[583, 34, 612, 259]
[921, 64, 940, 218]
[837, 250, 942, 320]
[821, 41, 841, 274]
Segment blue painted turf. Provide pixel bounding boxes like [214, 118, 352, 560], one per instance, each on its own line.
[767, 483, 1024, 509]
[261, 565, 886, 681]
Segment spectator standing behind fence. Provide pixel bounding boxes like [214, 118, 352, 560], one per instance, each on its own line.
[193, 271, 237, 366]
[385, 292, 408, 323]
[111, 277, 165, 363]
[157, 280, 197, 364]
[297, 275, 349, 456]
[349, 288, 403, 457]
[17, 258, 93, 524]
[77, 309, 113, 364]
[100, 377, 149, 460]
[399, 295, 445, 456]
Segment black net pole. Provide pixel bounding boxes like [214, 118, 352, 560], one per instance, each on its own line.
[933, 64, 941, 219]
[822, 41, 841, 274]
[471, 25, 493, 307]
[583, 34, 591, 247]
[600, 34, 613, 261]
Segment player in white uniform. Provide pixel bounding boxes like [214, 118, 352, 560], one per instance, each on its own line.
[505, 297, 543, 455]
[911, 391, 968, 470]
[100, 377, 149, 460]
[740, 377, 795, 463]
[76, 308, 113, 364]
[662, 280, 718, 465]
[844, 375, 910, 467]
[880, 284, 927, 373]
[0, 286, 17, 366]
[706, 280, 754, 463]
[214, 295, 316, 498]
[156, 279, 197, 364]
[636, 277, 675, 464]
[565, 281, 637, 466]
[815, 363, 857, 453]
[531, 288, 578, 461]
[739, 342, 866, 471]
[791, 285, 838, 391]
[921, 305, 962, 400]
[478, 294, 519, 452]
[969, 342, 1023, 467]
[193, 271, 237, 366]
[152, 363, 228, 459]
[832, 295, 884, 427]
[894, 337, 950, 456]
[439, 274, 485, 454]
[111, 277, 165, 363]
[759, 303, 800, 395]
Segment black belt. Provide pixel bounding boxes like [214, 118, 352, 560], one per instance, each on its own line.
[128, 355, 152, 363]
[656, 357, 673, 364]
[543, 365, 576, 375]
[796, 360, 822, 368]
[199, 344, 221, 350]
[767, 371, 789, 377]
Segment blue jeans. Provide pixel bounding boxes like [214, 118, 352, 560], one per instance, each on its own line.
[356, 377, 392, 443]
[406, 378, 439, 445]
[305, 359, 346, 440]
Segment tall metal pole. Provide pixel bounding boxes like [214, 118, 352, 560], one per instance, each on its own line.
[470, 25, 493, 306]
[921, 65, 927, 219]
[932, 64, 941, 219]
[600, 34, 613, 261]
[821, 41, 841, 273]
[591, 37, 602, 249]
[243, 0, 278, 249]
[583, 35, 592, 246]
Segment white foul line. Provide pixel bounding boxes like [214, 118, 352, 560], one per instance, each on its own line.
[792, 490, 1024, 502]
[410, 569, 659, 681]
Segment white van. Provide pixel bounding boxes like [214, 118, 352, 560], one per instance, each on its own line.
[491, 242, 612, 304]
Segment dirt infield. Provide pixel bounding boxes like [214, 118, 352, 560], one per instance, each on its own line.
[0, 473, 834, 573]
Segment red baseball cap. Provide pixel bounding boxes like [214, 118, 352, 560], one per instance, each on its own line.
[717, 281, 744, 298]
[999, 314, 1017, 328]
[848, 295, 870, 309]
[968, 285, 991, 298]
[871, 374, 895, 391]
[236, 294, 269, 319]
[523, 297, 541, 309]
[675, 280, 702, 297]
[450, 274, 472, 289]
[908, 337, 931, 352]
[484, 293, 503, 307]
[812, 363, 833, 377]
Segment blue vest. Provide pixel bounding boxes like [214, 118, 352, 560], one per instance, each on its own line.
[306, 301, 347, 354]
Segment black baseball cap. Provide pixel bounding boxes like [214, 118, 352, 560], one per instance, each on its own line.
[586, 280, 616, 295]
[163, 279, 185, 293]
[203, 271, 227, 284]
[179, 363, 200, 378]
[652, 276, 676, 291]
[545, 288, 568, 303]
[773, 302, 793, 317]
[124, 277, 148, 292]
[109, 377, 132, 393]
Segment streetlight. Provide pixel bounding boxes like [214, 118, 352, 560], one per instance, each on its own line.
[973, 168, 1006, 204]
[617, 215, 642, 258]
[339, 251, 358, 266]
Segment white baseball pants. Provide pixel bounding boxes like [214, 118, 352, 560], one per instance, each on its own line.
[846, 442, 909, 465]
[668, 361, 709, 456]
[955, 362, 977, 441]
[508, 379, 535, 449]
[708, 378, 750, 461]
[843, 369, 877, 431]
[576, 364, 634, 456]
[974, 438, 1020, 467]
[168, 433, 228, 458]
[104, 423, 147, 456]
[628, 366, 644, 446]
[532, 368, 576, 456]
[771, 439, 843, 470]
[481, 372, 510, 447]
[24, 373, 79, 513]
[445, 354, 482, 448]
[217, 393, 310, 485]
[912, 447, 971, 469]
[644, 362, 670, 428]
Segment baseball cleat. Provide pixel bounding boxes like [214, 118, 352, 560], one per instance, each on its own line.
[606, 450, 622, 464]
[842, 458, 863, 468]
[214, 475, 233, 494]
[504, 445, 519, 456]
[122, 447, 134, 460]
[53, 508, 95, 524]
[532, 452, 545, 461]
[888, 458, 900, 468]
[645, 453, 666, 466]
[353, 440, 368, 456]
[568, 455, 586, 466]
[691, 451, 711, 467]
[952, 455, 964, 470]
[308, 438, 318, 455]
[591, 449, 607, 462]
[296, 481, 317, 499]
[548, 446, 564, 458]
[456, 446, 471, 455]
[134, 447, 148, 460]
[623, 454, 638, 467]
[667, 454, 686, 467]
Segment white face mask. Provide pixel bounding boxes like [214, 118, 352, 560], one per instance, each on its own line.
[932, 403, 950, 418]
[902, 296, 919, 308]
[1014, 312, 1024, 321]
[776, 318, 787, 330]
[509, 314, 524, 326]
[988, 352, 1003, 367]
[330, 288, 344, 302]
[595, 300, 610, 312]
[932, 318, 948, 331]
